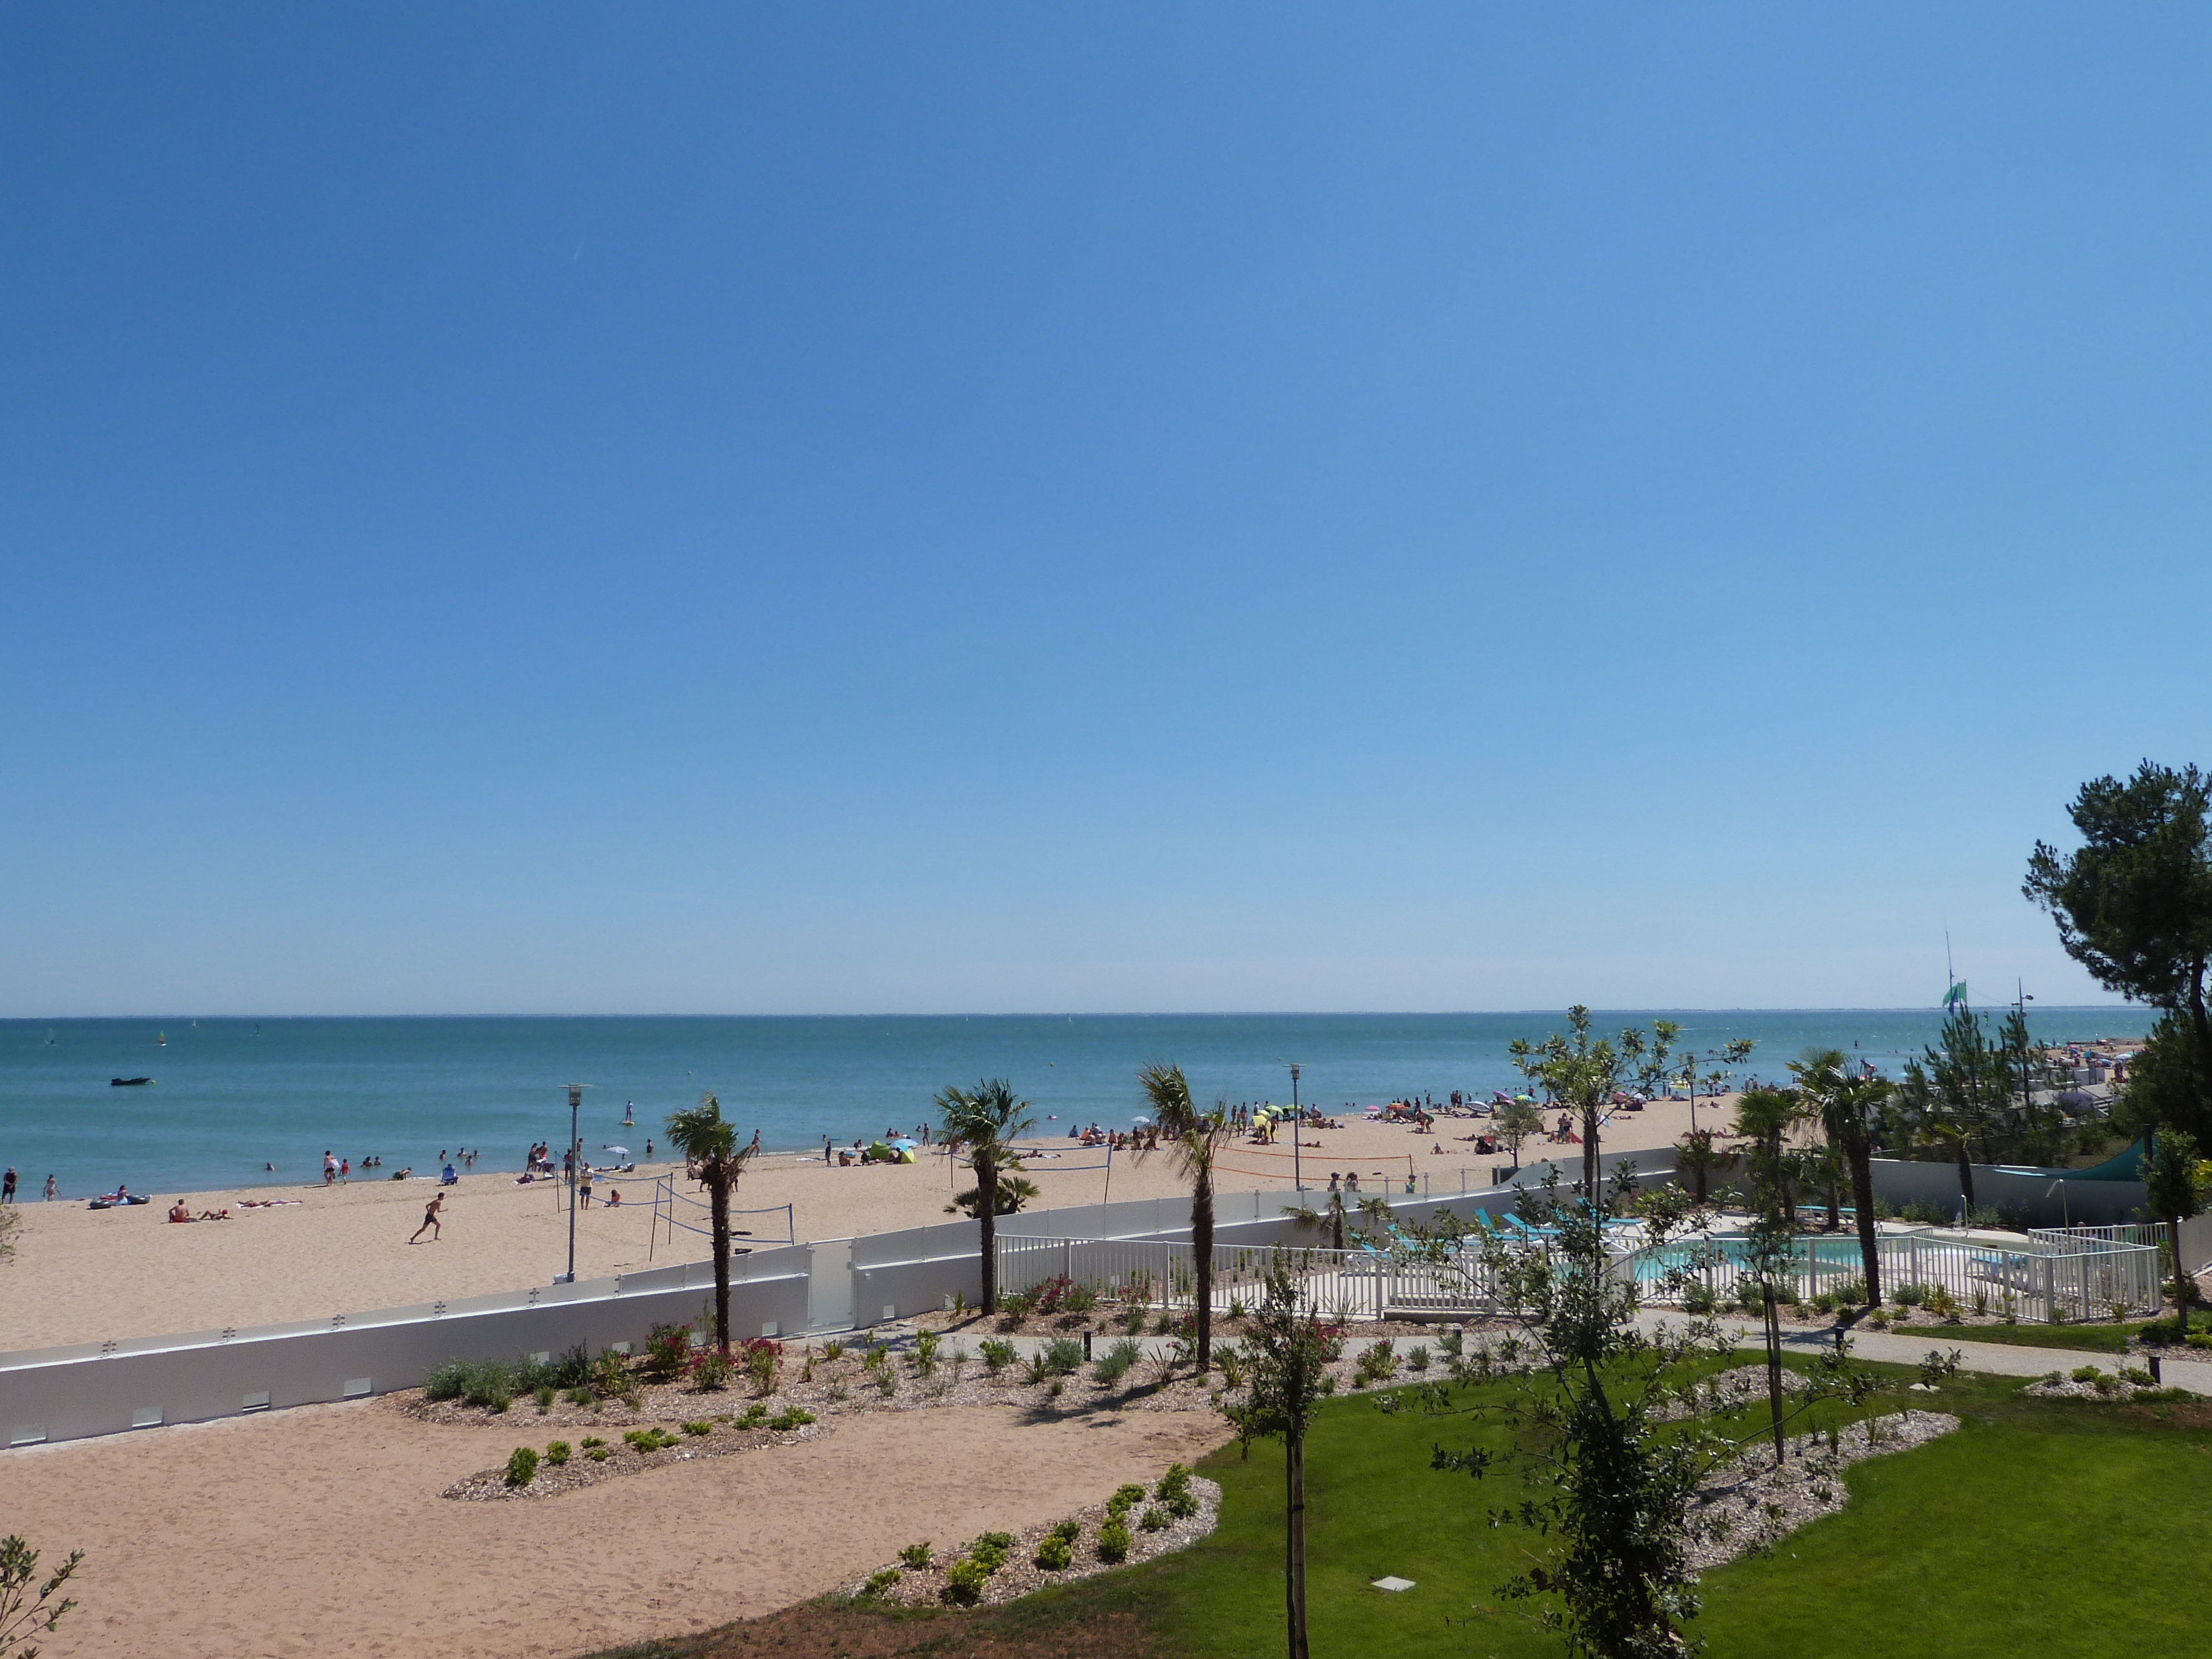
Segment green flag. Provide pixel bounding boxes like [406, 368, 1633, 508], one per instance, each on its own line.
[1943, 980, 1968, 1009]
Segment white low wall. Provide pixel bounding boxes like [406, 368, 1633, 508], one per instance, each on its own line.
[0, 1159, 1680, 1450]
[1, 1247, 812, 1449]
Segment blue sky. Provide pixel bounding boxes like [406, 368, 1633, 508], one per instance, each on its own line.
[4, 5, 2207, 1015]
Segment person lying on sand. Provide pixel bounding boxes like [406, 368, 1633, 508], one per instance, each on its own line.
[197, 1208, 231, 1220]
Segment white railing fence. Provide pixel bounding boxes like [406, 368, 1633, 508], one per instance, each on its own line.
[1609, 1231, 2162, 1322]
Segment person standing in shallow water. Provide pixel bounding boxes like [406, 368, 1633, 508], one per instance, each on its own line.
[2, 1167, 15, 1203]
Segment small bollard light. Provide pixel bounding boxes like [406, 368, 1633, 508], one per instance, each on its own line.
[2149, 1352, 2162, 1385]
[1084, 1329, 1093, 1361]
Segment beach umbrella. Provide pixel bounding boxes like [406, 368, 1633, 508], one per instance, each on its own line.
[601, 1145, 630, 1158]
[889, 1136, 918, 1150]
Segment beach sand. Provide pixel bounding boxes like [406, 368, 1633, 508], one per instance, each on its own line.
[2, 1395, 1228, 1659]
[0, 1098, 1730, 1354]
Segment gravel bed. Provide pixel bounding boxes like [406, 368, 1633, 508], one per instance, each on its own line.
[2020, 1369, 2158, 1401]
[839, 1475, 1222, 1608]
[1650, 1364, 1807, 1422]
[442, 1420, 833, 1501]
[1686, 1410, 1958, 1570]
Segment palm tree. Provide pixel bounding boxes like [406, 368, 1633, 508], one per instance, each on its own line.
[1136, 1062, 1237, 1373]
[935, 1078, 1033, 1314]
[1791, 1049, 1891, 1305]
[1284, 1190, 1347, 1252]
[1730, 1088, 1799, 1215]
[664, 1093, 760, 1353]
[1672, 1128, 1734, 1204]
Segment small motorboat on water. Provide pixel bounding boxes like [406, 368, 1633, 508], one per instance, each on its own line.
[111, 1076, 155, 1087]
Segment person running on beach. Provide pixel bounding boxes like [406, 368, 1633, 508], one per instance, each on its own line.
[409, 1192, 445, 1244]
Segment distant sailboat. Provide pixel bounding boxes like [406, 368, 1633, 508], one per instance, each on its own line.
[156, 1031, 166, 1047]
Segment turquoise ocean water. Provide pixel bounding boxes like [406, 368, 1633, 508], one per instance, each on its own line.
[0, 1009, 2151, 1199]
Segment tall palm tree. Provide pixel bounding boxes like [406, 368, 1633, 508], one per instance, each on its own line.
[664, 1093, 759, 1353]
[1791, 1050, 1891, 1305]
[1672, 1128, 1734, 1204]
[1730, 1088, 1799, 1215]
[935, 1078, 1033, 1315]
[1136, 1062, 1237, 1373]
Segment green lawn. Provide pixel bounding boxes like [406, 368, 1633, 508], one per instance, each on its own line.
[586, 1359, 2212, 1659]
[1018, 1362, 2212, 1659]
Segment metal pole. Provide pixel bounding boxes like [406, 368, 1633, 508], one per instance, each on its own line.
[560, 1083, 588, 1284]
[1290, 1064, 1302, 1193]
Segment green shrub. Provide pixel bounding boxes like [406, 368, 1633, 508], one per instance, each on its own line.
[1354, 1338, 1399, 1386]
[505, 1446, 539, 1486]
[862, 1568, 901, 1598]
[1121, 1304, 1147, 1334]
[1035, 1533, 1073, 1571]
[1051, 1519, 1082, 1545]
[646, 1322, 695, 1379]
[1092, 1336, 1142, 1385]
[913, 1329, 941, 1375]
[769, 1407, 817, 1431]
[969, 1531, 1015, 1572]
[1438, 1328, 1464, 1359]
[2072, 1364, 2103, 1383]
[1893, 1283, 1930, 1308]
[739, 1337, 783, 1396]
[545, 1439, 572, 1466]
[979, 1338, 1017, 1373]
[424, 1358, 468, 1401]
[586, 1446, 609, 1462]
[534, 1384, 556, 1412]
[822, 1339, 846, 1361]
[941, 1557, 991, 1606]
[1217, 1345, 1245, 1389]
[687, 1349, 734, 1391]
[898, 1542, 933, 1569]
[1063, 1282, 1097, 1313]
[565, 1386, 594, 1406]
[1139, 1506, 1168, 1532]
[623, 1426, 681, 1452]
[1834, 1278, 1868, 1305]
[580, 1435, 604, 1448]
[1155, 1463, 1198, 1519]
[1108, 1482, 1146, 1517]
[1404, 1343, 1431, 1373]
[1682, 1281, 1719, 1315]
[1041, 1336, 1085, 1375]
[1096, 1517, 1131, 1564]
[682, 1420, 714, 1436]
[737, 1403, 770, 1428]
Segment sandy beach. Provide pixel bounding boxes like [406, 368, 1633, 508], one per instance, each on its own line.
[1, 1393, 1227, 1659]
[0, 1099, 1726, 1354]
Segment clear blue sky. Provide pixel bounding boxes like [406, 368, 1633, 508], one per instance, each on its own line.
[4, 5, 2206, 1016]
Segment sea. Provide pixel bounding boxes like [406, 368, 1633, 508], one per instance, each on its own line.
[0, 1009, 2153, 1200]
